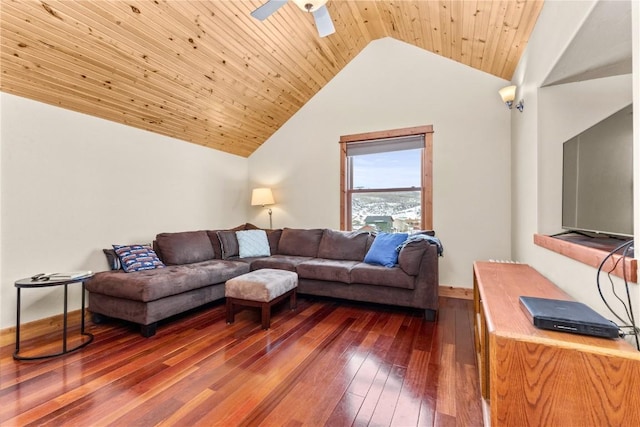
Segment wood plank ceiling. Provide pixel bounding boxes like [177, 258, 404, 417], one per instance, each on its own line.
[0, 1, 544, 157]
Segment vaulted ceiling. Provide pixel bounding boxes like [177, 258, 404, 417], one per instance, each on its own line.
[1, 1, 544, 157]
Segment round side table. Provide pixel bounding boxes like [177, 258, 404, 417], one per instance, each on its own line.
[14, 274, 94, 361]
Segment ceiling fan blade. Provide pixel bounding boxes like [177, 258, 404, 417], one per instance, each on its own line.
[251, 0, 287, 21]
[312, 5, 335, 37]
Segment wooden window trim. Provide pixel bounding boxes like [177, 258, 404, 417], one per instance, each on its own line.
[339, 125, 434, 231]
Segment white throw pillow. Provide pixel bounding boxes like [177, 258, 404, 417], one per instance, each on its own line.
[236, 230, 271, 258]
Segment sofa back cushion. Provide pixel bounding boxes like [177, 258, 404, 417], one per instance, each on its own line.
[155, 231, 215, 265]
[266, 229, 282, 255]
[278, 228, 324, 258]
[317, 230, 370, 261]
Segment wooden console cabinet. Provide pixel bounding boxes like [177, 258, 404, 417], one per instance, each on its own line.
[473, 261, 640, 426]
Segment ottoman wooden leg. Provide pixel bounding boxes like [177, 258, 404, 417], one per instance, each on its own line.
[290, 289, 297, 310]
[226, 298, 235, 324]
[261, 302, 270, 330]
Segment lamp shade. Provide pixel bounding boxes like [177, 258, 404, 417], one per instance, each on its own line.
[499, 85, 517, 103]
[251, 188, 275, 206]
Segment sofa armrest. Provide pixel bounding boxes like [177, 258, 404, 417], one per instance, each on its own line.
[410, 241, 440, 312]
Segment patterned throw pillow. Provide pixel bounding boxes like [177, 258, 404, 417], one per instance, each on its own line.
[235, 230, 271, 258]
[112, 244, 165, 273]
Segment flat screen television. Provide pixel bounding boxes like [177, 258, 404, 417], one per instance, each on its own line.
[562, 104, 634, 238]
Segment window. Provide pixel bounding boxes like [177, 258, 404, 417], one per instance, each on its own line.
[340, 125, 433, 231]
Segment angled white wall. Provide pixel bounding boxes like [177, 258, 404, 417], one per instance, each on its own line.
[248, 37, 513, 289]
[0, 93, 249, 328]
[511, 0, 639, 329]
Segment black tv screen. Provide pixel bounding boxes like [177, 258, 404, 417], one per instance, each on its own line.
[562, 104, 634, 237]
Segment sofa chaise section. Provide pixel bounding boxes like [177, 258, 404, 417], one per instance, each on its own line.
[86, 230, 250, 337]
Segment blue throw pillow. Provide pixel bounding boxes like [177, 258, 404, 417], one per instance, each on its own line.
[113, 244, 165, 273]
[363, 232, 409, 268]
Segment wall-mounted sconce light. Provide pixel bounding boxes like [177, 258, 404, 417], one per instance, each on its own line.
[499, 85, 524, 112]
[251, 187, 275, 229]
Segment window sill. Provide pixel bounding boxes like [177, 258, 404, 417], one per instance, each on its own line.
[533, 234, 637, 283]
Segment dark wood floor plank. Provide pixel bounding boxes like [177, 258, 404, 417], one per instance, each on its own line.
[235, 316, 359, 426]
[279, 312, 382, 425]
[194, 309, 356, 425]
[324, 391, 365, 427]
[254, 327, 363, 425]
[369, 364, 406, 426]
[390, 349, 431, 426]
[352, 360, 392, 426]
[456, 363, 484, 427]
[455, 300, 476, 365]
[435, 342, 457, 418]
[0, 297, 483, 426]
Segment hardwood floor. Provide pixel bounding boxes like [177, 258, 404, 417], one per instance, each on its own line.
[0, 297, 482, 426]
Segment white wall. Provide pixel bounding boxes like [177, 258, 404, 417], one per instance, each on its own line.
[511, 0, 639, 332]
[0, 93, 249, 328]
[634, 0, 640, 276]
[248, 37, 512, 288]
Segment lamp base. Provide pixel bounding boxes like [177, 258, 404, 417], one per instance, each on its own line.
[268, 208, 273, 230]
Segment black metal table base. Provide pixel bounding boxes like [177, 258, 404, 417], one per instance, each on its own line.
[13, 333, 94, 361]
[14, 277, 94, 361]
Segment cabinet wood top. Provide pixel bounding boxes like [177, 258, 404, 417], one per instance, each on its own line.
[473, 261, 640, 357]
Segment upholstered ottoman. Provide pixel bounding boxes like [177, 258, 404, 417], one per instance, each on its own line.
[225, 269, 298, 329]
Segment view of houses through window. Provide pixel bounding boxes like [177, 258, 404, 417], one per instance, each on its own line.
[340, 127, 433, 232]
[350, 148, 422, 232]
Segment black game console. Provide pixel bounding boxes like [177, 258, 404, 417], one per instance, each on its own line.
[519, 296, 619, 339]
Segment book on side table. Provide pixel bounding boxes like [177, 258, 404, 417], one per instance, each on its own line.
[31, 271, 93, 281]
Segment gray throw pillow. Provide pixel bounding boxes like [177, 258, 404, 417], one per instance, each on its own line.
[217, 230, 239, 259]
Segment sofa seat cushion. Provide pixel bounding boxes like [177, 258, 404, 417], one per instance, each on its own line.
[296, 259, 360, 284]
[86, 260, 249, 302]
[250, 255, 312, 272]
[350, 263, 416, 290]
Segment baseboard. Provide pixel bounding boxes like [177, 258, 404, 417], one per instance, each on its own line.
[0, 309, 88, 347]
[439, 285, 473, 300]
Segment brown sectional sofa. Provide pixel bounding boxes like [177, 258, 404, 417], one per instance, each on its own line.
[85, 224, 441, 337]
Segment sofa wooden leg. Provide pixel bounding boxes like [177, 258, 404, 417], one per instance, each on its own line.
[424, 309, 437, 322]
[140, 323, 157, 337]
[261, 302, 270, 330]
[226, 298, 235, 324]
[290, 290, 297, 310]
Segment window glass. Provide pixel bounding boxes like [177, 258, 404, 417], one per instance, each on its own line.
[352, 149, 421, 189]
[351, 190, 421, 232]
